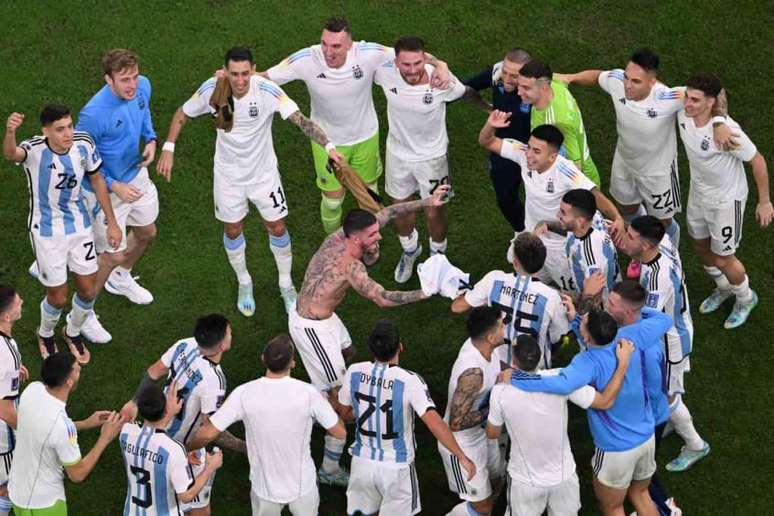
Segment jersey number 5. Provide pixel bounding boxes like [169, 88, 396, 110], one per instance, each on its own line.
[354, 392, 399, 440]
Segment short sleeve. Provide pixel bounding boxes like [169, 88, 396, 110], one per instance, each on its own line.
[259, 79, 300, 120]
[442, 72, 466, 102]
[160, 341, 183, 368]
[597, 69, 624, 95]
[0, 368, 20, 399]
[486, 385, 505, 427]
[358, 42, 394, 70]
[557, 160, 595, 192]
[499, 139, 528, 167]
[266, 48, 312, 85]
[182, 79, 217, 119]
[17, 140, 33, 164]
[310, 386, 339, 430]
[209, 385, 245, 432]
[168, 443, 194, 494]
[54, 415, 82, 466]
[644, 270, 671, 311]
[80, 138, 102, 173]
[337, 367, 353, 407]
[728, 126, 757, 162]
[463, 66, 494, 91]
[464, 270, 498, 307]
[568, 385, 596, 409]
[407, 374, 435, 417]
[198, 378, 225, 416]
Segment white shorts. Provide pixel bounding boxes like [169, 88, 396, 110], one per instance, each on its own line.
[506, 472, 581, 516]
[214, 169, 288, 224]
[610, 154, 682, 219]
[288, 309, 351, 391]
[592, 435, 656, 490]
[385, 151, 453, 200]
[347, 456, 421, 516]
[539, 243, 574, 292]
[687, 194, 745, 256]
[0, 451, 12, 486]
[666, 356, 690, 396]
[93, 167, 159, 253]
[250, 487, 319, 516]
[182, 449, 216, 510]
[30, 229, 97, 287]
[439, 436, 500, 502]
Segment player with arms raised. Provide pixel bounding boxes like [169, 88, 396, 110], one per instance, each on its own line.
[157, 47, 344, 315]
[3, 106, 120, 364]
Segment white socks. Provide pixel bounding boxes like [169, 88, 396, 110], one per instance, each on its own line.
[399, 229, 419, 254]
[430, 238, 448, 255]
[703, 266, 731, 292]
[322, 435, 346, 473]
[39, 298, 62, 338]
[223, 233, 252, 285]
[110, 265, 132, 284]
[670, 396, 704, 451]
[66, 294, 94, 337]
[269, 230, 293, 289]
[730, 275, 754, 304]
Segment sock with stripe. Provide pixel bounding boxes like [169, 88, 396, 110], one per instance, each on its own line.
[39, 297, 62, 338]
[111, 265, 132, 284]
[320, 194, 344, 235]
[66, 294, 95, 337]
[703, 266, 731, 292]
[429, 238, 448, 255]
[0, 494, 11, 516]
[269, 230, 293, 289]
[622, 205, 647, 224]
[399, 229, 419, 254]
[665, 218, 680, 248]
[223, 233, 252, 285]
[730, 275, 754, 304]
[669, 395, 704, 451]
[322, 435, 346, 474]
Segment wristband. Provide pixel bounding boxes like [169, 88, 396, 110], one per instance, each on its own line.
[162, 141, 176, 153]
[711, 115, 727, 126]
[324, 142, 336, 153]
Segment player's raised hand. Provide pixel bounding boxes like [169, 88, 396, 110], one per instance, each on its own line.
[119, 400, 138, 423]
[430, 63, 450, 90]
[532, 222, 549, 237]
[140, 140, 157, 167]
[206, 448, 224, 471]
[486, 109, 512, 129]
[156, 150, 174, 182]
[328, 147, 345, 165]
[80, 410, 113, 430]
[459, 454, 477, 481]
[497, 368, 514, 384]
[553, 72, 573, 85]
[166, 380, 184, 418]
[6, 112, 24, 132]
[712, 123, 740, 151]
[99, 411, 124, 442]
[607, 217, 626, 247]
[561, 294, 577, 321]
[582, 272, 606, 298]
[756, 201, 773, 227]
[429, 184, 451, 206]
[112, 181, 144, 203]
[615, 338, 635, 366]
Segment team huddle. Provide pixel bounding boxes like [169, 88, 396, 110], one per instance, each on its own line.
[1, 14, 771, 516]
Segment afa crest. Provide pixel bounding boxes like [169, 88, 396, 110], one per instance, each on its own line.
[700, 138, 710, 151]
[352, 65, 363, 80]
[546, 179, 555, 193]
[647, 108, 657, 118]
[422, 91, 433, 105]
[249, 104, 259, 118]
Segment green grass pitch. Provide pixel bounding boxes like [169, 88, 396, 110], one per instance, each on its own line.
[1, 1, 772, 514]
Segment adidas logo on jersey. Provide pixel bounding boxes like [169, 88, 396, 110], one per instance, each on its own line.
[316, 73, 327, 79]
[48, 162, 56, 169]
[390, 87, 398, 95]
[619, 97, 626, 104]
[116, 120, 123, 127]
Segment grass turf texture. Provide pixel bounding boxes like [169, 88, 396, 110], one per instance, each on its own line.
[1, 1, 772, 514]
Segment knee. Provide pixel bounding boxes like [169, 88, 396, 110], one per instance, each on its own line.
[47, 289, 68, 308]
[472, 498, 494, 515]
[265, 220, 287, 238]
[75, 284, 96, 302]
[223, 223, 244, 240]
[135, 224, 157, 243]
[321, 194, 344, 212]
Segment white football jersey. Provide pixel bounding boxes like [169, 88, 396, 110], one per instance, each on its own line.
[119, 423, 192, 516]
[565, 223, 621, 302]
[17, 132, 101, 237]
[0, 332, 21, 454]
[210, 376, 339, 504]
[160, 339, 226, 446]
[678, 112, 756, 203]
[465, 271, 569, 368]
[442, 339, 502, 447]
[488, 371, 595, 488]
[375, 62, 466, 161]
[182, 75, 299, 182]
[598, 70, 684, 176]
[339, 361, 435, 465]
[267, 42, 394, 145]
[499, 140, 596, 249]
[640, 249, 694, 363]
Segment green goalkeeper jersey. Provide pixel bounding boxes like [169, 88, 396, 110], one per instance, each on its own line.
[530, 81, 600, 185]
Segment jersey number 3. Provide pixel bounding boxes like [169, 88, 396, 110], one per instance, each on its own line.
[130, 465, 153, 508]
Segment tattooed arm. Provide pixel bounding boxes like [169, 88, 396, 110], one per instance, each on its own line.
[448, 368, 485, 432]
[462, 86, 493, 113]
[213, 430, 248, 454]
[287, 110, 330, 147]
[375, 184, 451, 227]
[346, 260, 428, 307]
[534, 220, 567, 237]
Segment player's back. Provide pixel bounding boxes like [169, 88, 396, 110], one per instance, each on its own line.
[119, 423, 190, 516]
[161, 339, 226, 445]
[344, 361, 434, 464]
[443, 339, 501, 446]
[18, 132, 98, 236]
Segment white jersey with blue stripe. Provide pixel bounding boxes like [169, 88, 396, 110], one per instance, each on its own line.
[0, 332, 22, 454]
[464, 271, 569, 368]
[18, 133, 101, 237]
[640, 246, 693, 363]
[565, 222, 621, 302]
[120, 423, 192, 516]
[160, 339, 226, 446]
[338, 362, 435, 465]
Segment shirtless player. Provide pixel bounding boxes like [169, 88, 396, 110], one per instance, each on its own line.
[288, 184, 450, 486]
